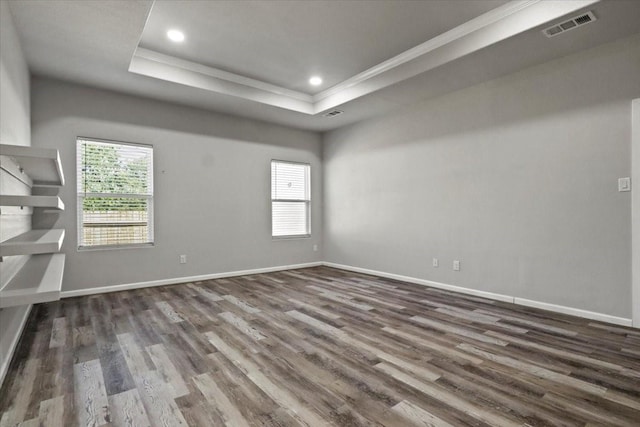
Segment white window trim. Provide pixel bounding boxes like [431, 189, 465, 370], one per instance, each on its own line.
[271, 159, 311, 239]
[77, 137, 155, 250]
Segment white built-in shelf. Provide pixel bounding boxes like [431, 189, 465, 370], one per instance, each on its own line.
[0, 195, 64, 210]
[0, 229, 65, 257]
[0, 253, 65, 308]
[0, 143, 65, 186]
[0, 144, 67, 310]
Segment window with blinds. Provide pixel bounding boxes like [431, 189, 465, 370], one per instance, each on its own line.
[271, 160, 310, 237]
[77, 138, 154, 249]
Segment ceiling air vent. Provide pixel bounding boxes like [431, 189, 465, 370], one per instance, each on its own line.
[323, 109, 344, 118]
[543, 11, 596, 38]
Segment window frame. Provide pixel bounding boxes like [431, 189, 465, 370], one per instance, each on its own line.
[271, 159, 311, 239]
[76, 137, 155, 251]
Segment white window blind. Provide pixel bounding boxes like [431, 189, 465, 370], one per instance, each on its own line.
[271, 160, 310, 237]
[77, 138, 154, 248]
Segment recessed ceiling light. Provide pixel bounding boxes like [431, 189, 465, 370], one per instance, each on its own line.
[167, 29, 185, 43]
[309, 76, 323, 86]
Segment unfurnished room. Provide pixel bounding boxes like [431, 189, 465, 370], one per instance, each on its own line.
[0, 0, 639, 426]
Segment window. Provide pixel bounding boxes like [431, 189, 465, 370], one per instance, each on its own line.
[271, 160, 310, 237]
[77, 138, 154, 249]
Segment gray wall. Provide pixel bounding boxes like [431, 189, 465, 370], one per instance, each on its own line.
[31, 78, 323, 292]
[0, 2, 29, 147]
[0, 0, 32, 385]
[324, 35, 640, 319]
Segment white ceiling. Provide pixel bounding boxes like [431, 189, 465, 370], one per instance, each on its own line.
[7, 0, 640, 132]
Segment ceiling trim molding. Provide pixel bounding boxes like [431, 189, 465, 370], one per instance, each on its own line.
[134, 48, 313, 102]
[130, 0, 600, 116]
[312, 0, 600, 114]
[129, 51, 315, 114]
[313, 0, 541, 102]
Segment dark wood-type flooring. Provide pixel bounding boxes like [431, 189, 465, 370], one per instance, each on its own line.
[1, 266, 639, 426]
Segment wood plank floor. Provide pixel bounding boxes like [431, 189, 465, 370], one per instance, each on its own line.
[1, 266, 639, 426]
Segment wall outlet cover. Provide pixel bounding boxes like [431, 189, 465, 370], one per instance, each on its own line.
[618, 177, 631, 192]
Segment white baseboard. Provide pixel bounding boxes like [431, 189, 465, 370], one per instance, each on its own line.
[0, 304, 32, 388]
[58, 259, 633, 328]
[513, 297, 632, 327]
[324, 262, 633, 327]
[322, 262, 514, 303]
[61, 261, 323, 298]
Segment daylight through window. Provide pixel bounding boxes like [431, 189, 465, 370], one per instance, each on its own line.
[77, 138, 154, 248]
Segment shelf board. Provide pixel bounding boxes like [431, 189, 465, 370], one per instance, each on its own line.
[0, 144, 65, 186]
[0, 195, 64, 210]
[0, 229, 65, 257]
[0, 253, 65, 308]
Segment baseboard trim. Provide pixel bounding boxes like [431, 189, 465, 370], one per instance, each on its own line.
[0, 304, 32, 388]
[514, 297, 632, 327]
[323, 262, 514, 303]
[324, 262, 633, 327]
[60, 261, 323, 298]
[58, 259, 633, 327]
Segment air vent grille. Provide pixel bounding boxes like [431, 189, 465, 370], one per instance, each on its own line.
[574, 14, 593, 25]
[543, 11, 596, 38]
[323, 110, 344, 118]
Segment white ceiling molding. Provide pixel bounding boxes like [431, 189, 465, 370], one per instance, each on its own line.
[313, 0, 541, 103]
[129, 48, 315, 114]
[129, 0, 600, 116]
[313, 0, 601, 114]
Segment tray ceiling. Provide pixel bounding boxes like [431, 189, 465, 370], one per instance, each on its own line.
[138, 0, 508, 94]
[8, 0, 640, 131]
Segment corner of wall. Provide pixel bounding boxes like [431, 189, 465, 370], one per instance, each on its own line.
[632, 98, 640, 328]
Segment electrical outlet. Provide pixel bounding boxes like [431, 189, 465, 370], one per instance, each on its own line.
[432, 258, 439, 267]
[180, 254, 187, 264]
[313, 244, 318, 252]
[453, 260, 460, 271]
[618, 177, 631, 192]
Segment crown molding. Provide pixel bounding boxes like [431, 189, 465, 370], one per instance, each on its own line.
[129, 48, 315, 114]
[130, 0, 600, 116]
[312, 0, 541, 103]
[312, 0, 600, 113]
[134, 48, 313, 103]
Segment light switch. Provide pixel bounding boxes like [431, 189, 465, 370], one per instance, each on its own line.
[618, 177, 631, 192]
